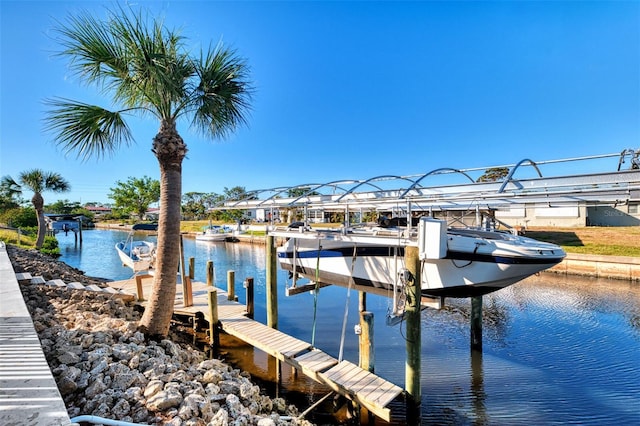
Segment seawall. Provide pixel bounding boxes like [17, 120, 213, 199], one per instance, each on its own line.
[549, 253, 640, 281]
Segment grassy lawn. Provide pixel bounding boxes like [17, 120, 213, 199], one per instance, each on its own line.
[0, 229, 36, 248]
[525, 226, 640, 257]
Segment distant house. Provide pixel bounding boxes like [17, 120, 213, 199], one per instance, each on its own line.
[84, 205, 112, 218]
[495, 202, 640, 228]
[144, 208, 160, 221]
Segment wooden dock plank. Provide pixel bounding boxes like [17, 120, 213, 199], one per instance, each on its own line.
[104, 277, 401, 422]
[323, 361, 361, 382]
[334, 367, 371, 390]
[317, 360, 399, 422]
[297, 354, 338, 373]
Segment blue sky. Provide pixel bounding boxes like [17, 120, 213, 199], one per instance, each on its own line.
[1, 1, 639, 204]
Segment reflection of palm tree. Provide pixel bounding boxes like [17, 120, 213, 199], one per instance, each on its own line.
[44, 6, 253, 337]
[2, 169, 70, 248]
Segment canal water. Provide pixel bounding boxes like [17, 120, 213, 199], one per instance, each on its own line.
[57, 229, 640, 425]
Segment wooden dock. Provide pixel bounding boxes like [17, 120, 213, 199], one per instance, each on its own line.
[107, 275, 403, 422]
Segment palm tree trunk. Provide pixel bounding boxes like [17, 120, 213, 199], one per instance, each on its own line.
[32, 193, 46, 249]
[139, 123, 187, 337]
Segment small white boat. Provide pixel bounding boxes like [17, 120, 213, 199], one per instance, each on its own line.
[115, 225, 156, 273]
[276, 218, 565, 299]
[195, 225, 234, 242]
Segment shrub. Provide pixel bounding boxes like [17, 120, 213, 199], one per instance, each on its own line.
[39, 236, 61, 258]
[0, 207, 37, 228]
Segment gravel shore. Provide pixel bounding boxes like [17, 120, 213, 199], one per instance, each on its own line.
[7, 246, 315, 426]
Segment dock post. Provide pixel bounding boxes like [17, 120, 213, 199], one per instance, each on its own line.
[78, 218, 83, 245]
[245, 277, 254, 319]
[227, 270, 236, 301]
[359, 311, 374, 373]
[471, 296, 483, 351]
[405, 245, 422, 425]
[134, 274, 145, 301]
[179, 236, 192, 307]
[206, 261, 214, 286]
[358, 292, 374, 372]
[266, 235, 278, 329]
[207, 288, 219, 348]
[189, 257, 195, 280]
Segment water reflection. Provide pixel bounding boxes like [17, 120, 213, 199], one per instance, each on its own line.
[470, 351, 486, 425]
[57, 230, 640, 425]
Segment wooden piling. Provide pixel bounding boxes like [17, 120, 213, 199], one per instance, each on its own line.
[207, 288, 219, 348]
[245, 277, 254, 319]
[266, 235, 278, 329]
[359, 311, 374, 373]
[471, 296, 483, 351]
[179, 236, 192, 307]
[206, 261, 214, 287]
[134, 274, 145, 301]
[189, 257, 195, 280]
[227, 270, 236, 301]
[404, 245, 422, 425]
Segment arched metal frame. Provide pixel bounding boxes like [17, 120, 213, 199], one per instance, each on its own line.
[497, 159, 543, 193]
[210, 150, 640, 214]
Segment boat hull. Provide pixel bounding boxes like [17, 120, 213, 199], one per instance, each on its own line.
[195, 234, 231, 242]
[277, 234, 565, 298]
[115, 241, 155, 273]
[195, 226, 234, 242]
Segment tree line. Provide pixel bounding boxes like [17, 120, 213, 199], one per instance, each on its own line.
[0, 173, 254, 229]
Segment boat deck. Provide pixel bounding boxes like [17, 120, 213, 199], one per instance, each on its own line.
[107, 275, 404, 422]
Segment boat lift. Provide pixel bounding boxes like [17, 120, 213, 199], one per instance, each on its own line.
[214, 149, 640, 423]
[218, 149, 640, 223]
[216, 148, 640, 314]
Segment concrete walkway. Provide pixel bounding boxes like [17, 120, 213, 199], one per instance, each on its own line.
[0, 243, 71, 425]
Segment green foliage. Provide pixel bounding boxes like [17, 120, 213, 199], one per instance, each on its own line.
[0, 207, 37, 228]
[287, 187, 320, 198]
[39, 236, 61, 258]
[477, 167, 510, 183]
[102, 210, 131, 221]
[182, 192, 218, 220]
[108, 176, 160, 220]
[221, 186, 251, 221]
[46, 199, 82, 214]
[0, 175, 25, 214]
[70, 207, 95, 222]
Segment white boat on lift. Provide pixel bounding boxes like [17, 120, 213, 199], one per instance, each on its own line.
[115, 224, 157, 273]
[275, 218, 566, 299]
[195, 225, 234, 242]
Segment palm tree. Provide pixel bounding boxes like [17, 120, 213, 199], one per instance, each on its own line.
[44, 6, 253, 337]
[2, 170, 70, 248]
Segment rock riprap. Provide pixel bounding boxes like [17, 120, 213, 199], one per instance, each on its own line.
[9, 246, 314, 426]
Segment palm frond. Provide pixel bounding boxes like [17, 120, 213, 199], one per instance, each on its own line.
[110, 7, 193, 118]
[189, 44, 254, 139]
[43, 171, 71, 193]
[18, 169, 45, 193]
[0, 175, 22, 197]
[54, 11, 129, 92]
[43, 98, 133, 161]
